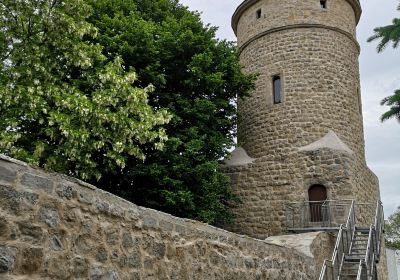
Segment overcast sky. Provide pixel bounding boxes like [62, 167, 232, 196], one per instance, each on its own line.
[180, 0, 400, 216]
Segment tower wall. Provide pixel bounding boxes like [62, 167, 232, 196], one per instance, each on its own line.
[224, 0, 381, 242]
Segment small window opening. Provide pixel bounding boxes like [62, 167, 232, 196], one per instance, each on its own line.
[256, 9, 262, 19]
[320, 0, 327, 9]
[273, 76, 282, 104]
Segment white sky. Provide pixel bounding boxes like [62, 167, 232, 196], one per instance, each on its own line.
[180, 0, 400, 216]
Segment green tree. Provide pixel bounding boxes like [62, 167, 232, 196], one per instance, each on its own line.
[385, 207, 400, 249]
[88, 0, 255, 224]
[0, 0, 171, 180]
[380, 90, 400, 122]
[368, 3, 400, 122]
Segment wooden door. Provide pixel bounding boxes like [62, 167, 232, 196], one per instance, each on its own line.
[308, 185, 327, 222]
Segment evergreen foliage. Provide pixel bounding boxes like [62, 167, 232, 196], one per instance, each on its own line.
[385, 207, 400, 250]
[380, 89, 400, 122]
[368, 4, 400, 122]
[367, 3, 400, 53]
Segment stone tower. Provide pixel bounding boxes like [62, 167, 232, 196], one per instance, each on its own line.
[223, 0, 381, 240]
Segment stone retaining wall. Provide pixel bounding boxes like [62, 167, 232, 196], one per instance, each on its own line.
[0, 155, 321, 280]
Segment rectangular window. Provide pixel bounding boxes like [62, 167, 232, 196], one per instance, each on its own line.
[256, 9, 262, 19]
[320, 0, 327, 9]
[273, 76, 282, 104]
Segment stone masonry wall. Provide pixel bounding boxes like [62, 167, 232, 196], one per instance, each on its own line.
[234, 0, 358, 47]
[225, 0, 381, 240]
[0, 155, 322, 280]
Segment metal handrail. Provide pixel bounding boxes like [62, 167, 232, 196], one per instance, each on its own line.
[365, 225, 375, 278]
[319, 260, 329, 280]
[319, 200, 383, 280]
[356, 200, 383, 280]
[373, 201, 384, 260]
[287, 200, 353, 230]
[319, 200, 355, 280]
[357, 260, 367, 280]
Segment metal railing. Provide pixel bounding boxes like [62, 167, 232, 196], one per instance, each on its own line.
[286, 200, 353, 230]
[289, 199, 383, 280]
[373, 201, 384, 260]
[356, 260, 367, 280]
[356, 201, 383, 280]
[319, 200, 356, 280]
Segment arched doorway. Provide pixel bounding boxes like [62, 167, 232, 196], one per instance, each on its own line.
[308, 185, 327, 222]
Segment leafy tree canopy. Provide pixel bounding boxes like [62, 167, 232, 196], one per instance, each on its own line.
[87, 0, 255, 225]
[368, 3, 400, 122]
[0, 0, 171, 180]
[385, 207, 400, 250]
[0, 0, 255, 225]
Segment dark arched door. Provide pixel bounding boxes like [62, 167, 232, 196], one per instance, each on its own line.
[308, 185, 327, 222]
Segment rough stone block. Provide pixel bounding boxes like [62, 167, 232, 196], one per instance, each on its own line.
[0, 218, 9, 238]
[127, 250, 142, 269]
[49, 235, 63, 251]
[38, 207, 59, 228]
[74, 235, 93, 255]
[142, 216, 157, 229]
[159, 220, 173, 232]
[122, 232, 133, 249]
[104, 271, 120, 280]
[89, 266, 103, 280]
[0, 186, 21, 214]
[150, 242, 166, 260]
[72, 256, 88, 278]
[56, 184, 76, 200]
[78, 191, 94, 205]
[96, 200, 110, 214]
[43, 256, 71, 280]
[17, 222, 43, 242]
[128, 272, 141, 280]
[96, 247, 108, 263]
[0, 166, 17, 184]
[105, 227, 120, 246]
[21, 173, 53, 193]
[16, 247, 43, 274]
[0, 246, 16, 273]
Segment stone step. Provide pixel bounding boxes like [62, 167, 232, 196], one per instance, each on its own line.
[351, 246, 367, 252]
[355, 227, 371, 233]
[340, 262, 360, 280]
[352, 244, 368, 248]
[345, 255, 364, 262]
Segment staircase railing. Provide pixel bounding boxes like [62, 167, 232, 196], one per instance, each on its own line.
[356, 260, 367, 280]
[319, 200, 356, 280]
[286, 200, 353, 230]
[356, 201, 383, 280]
[373, 201, 384, 260]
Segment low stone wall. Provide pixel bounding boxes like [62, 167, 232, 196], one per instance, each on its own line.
[0, 155, 320, 280]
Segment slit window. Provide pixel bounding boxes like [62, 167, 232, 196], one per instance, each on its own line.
[320, 0, 327, 9]
[273, 76, 282, 104]
[256, 9, 262, 19]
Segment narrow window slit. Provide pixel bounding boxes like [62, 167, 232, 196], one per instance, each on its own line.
[273, 76, 282, 104]
[320, 0, 327, 9]
[256, 9, 262, 19]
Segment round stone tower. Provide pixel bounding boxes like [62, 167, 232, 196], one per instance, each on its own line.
[223, 0, 381, 240]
